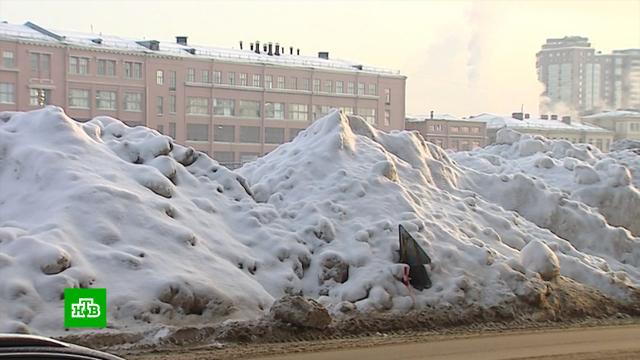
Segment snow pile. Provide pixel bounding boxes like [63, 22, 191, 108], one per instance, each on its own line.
[1, 108, 639, 337]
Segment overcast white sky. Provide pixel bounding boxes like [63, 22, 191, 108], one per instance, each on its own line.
[1, 0, 639, 116]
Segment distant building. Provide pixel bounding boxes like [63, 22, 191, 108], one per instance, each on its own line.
[466, 113, 614, 152]
[536, 36, 640, 113]
[0, 21, 406, 166]
[405, 113, 487, 151]
[582, 110, 640, 141]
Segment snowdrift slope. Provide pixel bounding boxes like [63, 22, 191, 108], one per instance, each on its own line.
[0, 107, 639, 336]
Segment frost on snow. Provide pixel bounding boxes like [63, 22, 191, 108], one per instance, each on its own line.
[0, 107, 639, 336]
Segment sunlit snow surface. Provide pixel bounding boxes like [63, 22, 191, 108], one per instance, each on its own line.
[0, 107, 638, 336]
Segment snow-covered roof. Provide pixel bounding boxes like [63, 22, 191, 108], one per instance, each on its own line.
[465, 113, 612, 133]
[582, 110, 640, 120]
[0, 21, 401, 76]
[406, 113, 467, 122]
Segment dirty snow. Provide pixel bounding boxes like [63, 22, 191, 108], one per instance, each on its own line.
[0, 107, 639, 337]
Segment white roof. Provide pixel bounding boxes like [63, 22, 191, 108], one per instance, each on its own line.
[465, 113, 611, 133]
[406, 113, 466, 122]
[0, 21, 400, 76]
[582, 110, 640, 120]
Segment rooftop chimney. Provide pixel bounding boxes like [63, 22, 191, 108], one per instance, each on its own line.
[561, 116, 571, 125]
[430, 110, 434, 120]
[318, 51, 329, 60]
[255, 40, 260, 54]
[290, 46, 294, 55]
[512, 112, 524, 120]
[541, 114, 549, 120]
[176, 36, 188, 45]
[551, 114, 558, 120]
[524, 113, 530, 119]
[297, 48, 300, 55]
[250, 42, 254, 51]
[239, 40, 243, 50]
[268, 42, 273, 56]
[263, 43, 267, 53]
[275, 43, 280, 56]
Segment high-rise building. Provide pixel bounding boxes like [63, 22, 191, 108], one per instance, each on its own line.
[536, 36, 640, 114]
[0, 21, 406, 167]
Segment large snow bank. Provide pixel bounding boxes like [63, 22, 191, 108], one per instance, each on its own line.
[1, 108, 639, 337]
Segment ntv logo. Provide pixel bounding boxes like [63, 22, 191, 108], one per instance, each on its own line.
[71, 298, 101, 318]
[64, 288, 107, 328]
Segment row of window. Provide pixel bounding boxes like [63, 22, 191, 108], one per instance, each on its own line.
[427, 124, 483, 134]
[0, 83, 53, 106]
[181, 123, 304, 144]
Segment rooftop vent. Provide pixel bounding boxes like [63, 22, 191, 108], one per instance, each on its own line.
[275, 43, 280, 56]
[512, 112, 524, 120]
[541, 114, 549, 120]
[562, 116, 571, 125]
[239, 40, 243, 50]
[352, 64, 363, 70]
[137, 40, 160, 51]
[176, 36, 188, 45]
[184, 48, 196, 55]
[524, 113, 530, 119]
[318, 51, 329, 60]
[255, 40, 260, 54]
[551, 114, 558, 120]
[91, 38, 103, 44]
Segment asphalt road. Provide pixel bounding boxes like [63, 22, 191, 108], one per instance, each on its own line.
[244, 325, 640, 360]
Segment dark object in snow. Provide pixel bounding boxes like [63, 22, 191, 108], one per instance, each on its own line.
[399, 224, 432, 290]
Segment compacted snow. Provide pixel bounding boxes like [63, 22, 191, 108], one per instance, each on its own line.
[0, 107, 639, 336]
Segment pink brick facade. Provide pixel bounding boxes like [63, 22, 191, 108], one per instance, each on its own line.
[0, 22, 406, 165]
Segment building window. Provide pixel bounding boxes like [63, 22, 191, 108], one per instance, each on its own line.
[156, 96, 163, 114]
[30, 53, 51, 78]
[240, 152, 259, 163]
[385, 88, 391, 104]
[155, 70, 164, 85]
[340, 106, 354, 115]
[214, 125, 235, 142]
[168, 71, 176, 90]
[124, 92, 142, 111]
[97, 59, 116, 76]
[69, 89, 90, 109]
[214, 151, 235, 164]
[289, 104, 308, 121]
[29, 88, 51, 106]
[186, 97, 209, 115]
[357, 82, 365, 95]
[239, 73, 247, 86]
[228, 72, 235, 85]
[461, 126, 469, 133]
[202, 70, 210, 83]
[313, 79, 321, 93]
[289, 77, 297, 90]
[289, 128, 304, 141]
[471, 127, 480, 134]
[253, 74, 261, 87]
[335, 80, 344, 94]
[0, 83, 15, 104]
[96, 90, 116, 110]
[384, 110, 390, 126]
[348, 81, 355, 94]
[367, 83, 377, 96]
[2, 51, 15, 68]
[169, 95, 176, 114]
[187, 68, 196, 82]
[239, 100, 260, 118]
[186, 123, 209, 141]
[265, 102, 284, 119]
[313, 105, 331, 120]
[358, 108, 376, 124]
[265, 127, 285, 144]
[69, 56, 89, 75]
[240, 126, 261, 143]
[277, 76, 285, 89]
[324, 80, 332, 93]
[301, 78, 310, 91]
[213, 98, 235, 116]
[157, 124, 164, 134]
[450, 126, 459, 133]
[124, 61, 142, 79]
[264, 75, 273, 89]
[168, 122, 176, 138]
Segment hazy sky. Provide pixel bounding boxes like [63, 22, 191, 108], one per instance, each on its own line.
[1, 0, 639, 116]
